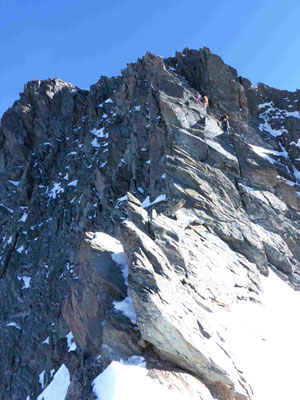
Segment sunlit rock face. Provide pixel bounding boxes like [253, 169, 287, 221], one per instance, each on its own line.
[0, 48, 299, 400]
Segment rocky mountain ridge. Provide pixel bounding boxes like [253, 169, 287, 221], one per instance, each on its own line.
[0, 47, 299, 400]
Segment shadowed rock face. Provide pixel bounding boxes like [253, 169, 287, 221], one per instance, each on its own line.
[0, 49, 299, 400]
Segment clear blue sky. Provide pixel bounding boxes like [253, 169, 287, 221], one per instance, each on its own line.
[1, 0, 299, 118]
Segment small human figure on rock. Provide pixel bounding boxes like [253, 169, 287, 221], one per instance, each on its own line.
[220, 114, 230, 134]
[196, 93, 202, 102]
[203, 95, 209, 110]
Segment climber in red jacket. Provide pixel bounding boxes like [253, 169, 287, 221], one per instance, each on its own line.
[196, 93, 202, 102]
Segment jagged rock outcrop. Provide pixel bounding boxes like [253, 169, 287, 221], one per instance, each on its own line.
[0, 47, 299, 400]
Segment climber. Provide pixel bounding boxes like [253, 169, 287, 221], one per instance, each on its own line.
[196, 93, 202, 102]
[220, 114, 230, 134]
[203, 95, 209, 109]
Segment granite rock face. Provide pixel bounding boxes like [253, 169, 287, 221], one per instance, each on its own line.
[0, 48, 299, 400]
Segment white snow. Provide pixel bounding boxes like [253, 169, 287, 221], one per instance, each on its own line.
[137, 186, 144, 194]
[258, 102, 273, 109]
[16, 245, 24, 253]
[67, 180, 78, 187]
[250, 144, 288, 166]
[18, 212, 28, 222]
[0, 203, 14, 213]
[66, 331, 77, 352]
[250, 144, 300, 183]
[7, 322, 21, 330]
[17, 276, 31, 289]
[100, 161, 107, 168]
[92, 356, 200, 400]
[48, 183, 64, 199]
[145, 160, 151, 164]
[91, 127, 109, 138]
[113, 295, 136, 324]
[211, 269, 300, 400]
[92, 232, 123, 253]
[141, 194, 166, 208]
[8, 180, 19, 187]
[92, 232, 136, 324]
[111, 252, 129, 278]
[43, 337, 50, 345]
[112, 247, 136, 324]
[67, 151, 77, 156]
[91, 138, 100, 148]
[284, 110, 300, 119]
[134, 105, 141, 111]
[258, 102, 300, 138]
[104, 98, 113, 104]
[140, 148, 147, 152]
[39, 370, 46, 389]
[117, 194, 128, 203]
[37, 364, 70, 400]
[290, 138, 300, 148]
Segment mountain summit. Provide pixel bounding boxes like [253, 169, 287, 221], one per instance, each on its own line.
[0, 47, 299, 400]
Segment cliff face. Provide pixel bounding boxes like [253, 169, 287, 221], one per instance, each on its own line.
[0, 47, 299, 400]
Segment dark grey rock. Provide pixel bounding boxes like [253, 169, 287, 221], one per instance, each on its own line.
[0, 47, 299, 400]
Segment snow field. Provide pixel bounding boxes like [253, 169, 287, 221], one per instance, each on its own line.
[92, 356, 206, 400]
[214, 269, 300, 400]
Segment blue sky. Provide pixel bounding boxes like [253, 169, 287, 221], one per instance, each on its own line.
[1, 0, 299, 118]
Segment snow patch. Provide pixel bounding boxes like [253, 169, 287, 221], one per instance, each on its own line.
[91, 128, 108, 138]
[0, 203, 14, 213]
[43, 337, 50, 345]
[16, 245, 24, 253]
[39, 370, 46, 389]
[8, 180, 19, 187]
[92, 356, 198, 400]
[37, 364, 70, 400]
[92, 232, 123, 253]
[67, 180, 78, 187]
[7, 322, 21, 330]
[17, 276, 31, 289]
[91, 138, 100, 148]
[290, 139, 300, 148]
[18, 212, 28, 222]
[117, 194, 128, 203]
[141, 194, 166, 208]
[48, 183, 64, 199]
[66, 331, 77, 352]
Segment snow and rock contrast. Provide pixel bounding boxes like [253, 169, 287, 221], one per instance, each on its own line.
[0, 47, 299, 400]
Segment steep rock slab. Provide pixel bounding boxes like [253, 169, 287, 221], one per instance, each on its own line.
[119, 216, 260, 399]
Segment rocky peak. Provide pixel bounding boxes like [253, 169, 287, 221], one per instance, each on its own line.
[0, 47, 299, 400]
